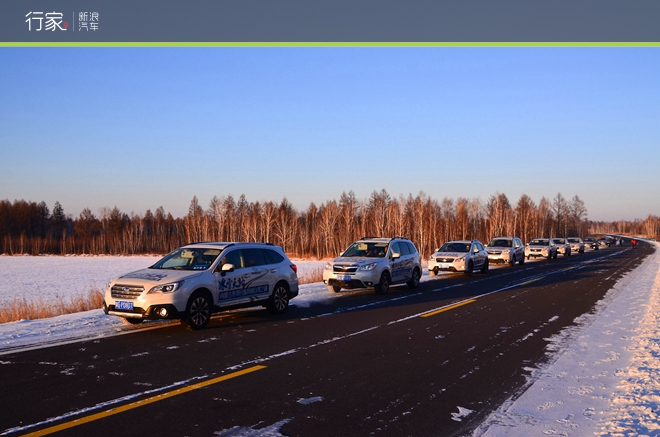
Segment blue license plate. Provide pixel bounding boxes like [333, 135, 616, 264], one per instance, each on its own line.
[116, 301, 134, 311]
[336, 275, 351, 282]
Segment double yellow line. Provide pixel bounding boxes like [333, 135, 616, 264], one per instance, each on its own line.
[21, 365, 266, 437]
[420, 299, 477, 318]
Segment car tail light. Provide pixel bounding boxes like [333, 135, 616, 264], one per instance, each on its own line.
[290, 264, 298, 273]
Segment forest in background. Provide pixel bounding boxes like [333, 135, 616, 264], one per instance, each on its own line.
[1, 190, 658, 258]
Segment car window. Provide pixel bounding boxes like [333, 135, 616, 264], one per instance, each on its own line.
[406, 242, 418, 255]
[243, 248, 267, 267]
[263, 249, 284, 264]
[222, 249, 244, 269]
[390, 242, 401, 256]
[439, 242, 470, 252]
[397, 241, 411, 255]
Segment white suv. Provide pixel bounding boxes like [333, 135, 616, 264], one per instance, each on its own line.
[428, 240, 489, 276]
[323, 237, 422, 295]
[104, 242, 299, 330]
[486, 236, 525, 265]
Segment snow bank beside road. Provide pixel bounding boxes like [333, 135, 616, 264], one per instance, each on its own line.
[474, 242, 660, 436]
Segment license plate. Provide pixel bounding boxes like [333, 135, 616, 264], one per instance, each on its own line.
[336, 275, 351, 282]
[115, 301, 134, 311]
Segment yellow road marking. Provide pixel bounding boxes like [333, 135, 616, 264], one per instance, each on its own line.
[518, 278, 542, 287]
[23, 365, 267, 437]
[420, 299, 477, 318]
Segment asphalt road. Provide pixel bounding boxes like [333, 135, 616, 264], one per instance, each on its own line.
[0, 243, 652, 437]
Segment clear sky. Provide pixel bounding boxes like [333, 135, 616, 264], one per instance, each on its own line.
[1, 48, 658, 222]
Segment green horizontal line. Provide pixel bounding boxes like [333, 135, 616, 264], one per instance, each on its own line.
[2, 42, 660, 47]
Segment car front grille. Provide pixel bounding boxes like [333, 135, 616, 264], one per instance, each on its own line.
[333, 265, 357, 273]
[436, 258, 455, 263]
[111, 284, 145, 299]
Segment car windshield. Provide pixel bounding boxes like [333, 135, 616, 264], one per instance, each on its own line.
[151, 248, 222, 270]
[342, 242, 389, 257]
[530, 239, 549, 246]
[488, 239, 512, 248]
[438, 242, 470, 253]
[552, 239, 564, 244]
[567, 238, 579, 243]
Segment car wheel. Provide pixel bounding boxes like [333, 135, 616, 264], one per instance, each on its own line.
[464, 261, 474, 276]
[328, 284, 342, 293]
[554, 251, 558, 259]
[430, 269, 438, 276]
[120, 317, 143, 325]
[267, 282, 290, 314]
[520, 254, 525, 265]
[481, 259, 489, 274]
[407, 268, 421, 289]
[184, 291, 212, 330]
[375, 271, 390, 295]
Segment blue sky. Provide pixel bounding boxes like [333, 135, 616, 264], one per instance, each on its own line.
[1, 48, 658, 222]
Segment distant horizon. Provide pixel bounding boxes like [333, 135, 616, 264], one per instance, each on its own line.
[2, 48, 659, 223]
[3, 189, 653, 224]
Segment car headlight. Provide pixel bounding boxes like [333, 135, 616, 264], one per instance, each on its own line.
[456, 256, 466, 262]
[502, 249, 510, 255]
[148, 281, 183, 294]
[358, 263, 378, 271]
[324, 262, 332, 270]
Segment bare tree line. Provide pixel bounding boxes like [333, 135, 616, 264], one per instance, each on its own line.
[1, 191, 657, 258]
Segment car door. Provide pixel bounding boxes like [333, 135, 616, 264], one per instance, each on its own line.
[215, 248, 270, 307]
[514, 238, 523, 261]
[472, 242, 486, 269]
[393, 241, 413, 283]
[388, 242, 404, 283]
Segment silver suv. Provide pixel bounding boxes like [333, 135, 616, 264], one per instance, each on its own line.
[551, 238, 572, 257]
[486, 236, 525, 265]
[323, 237, 422, 295]
[104, 242, 299, 330]
[428, 240, 489, 276]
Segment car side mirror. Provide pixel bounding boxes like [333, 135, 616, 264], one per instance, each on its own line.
[391, 251, 400, 260]
[220, 263, 235, 276]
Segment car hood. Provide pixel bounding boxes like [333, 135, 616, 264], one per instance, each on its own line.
[112, 268, 203, 286]
[431, 251, 468, 258]
[331, 257, 384, 266]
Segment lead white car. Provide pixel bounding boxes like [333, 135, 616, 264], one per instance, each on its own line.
[104, 242, 299, 330]
[428, 240, 489, 276]
[323, 237, 422, 295]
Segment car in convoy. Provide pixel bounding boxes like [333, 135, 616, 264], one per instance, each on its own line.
[566, 237, 585, 254]
[598, 236, 613, 247]
[486, 236, 525, 266]
[551, 238, 571, 257]
[428, 240, 489, 276]
[525, 238, 558, 260]
[104, 242, 299, 330]
[323, 237, 422, 295]
[583, 237, 600, 250]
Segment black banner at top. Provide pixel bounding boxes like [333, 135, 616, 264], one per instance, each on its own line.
[2, 0, 660, 44]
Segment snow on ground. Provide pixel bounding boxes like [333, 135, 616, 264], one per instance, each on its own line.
[1, 245, 659, 436]
[474, 241, 660, 436]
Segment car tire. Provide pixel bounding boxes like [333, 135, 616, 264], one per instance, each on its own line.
[184, 291, 212, 330]
[481, 259, 489, 274]
[267, 282, 290, 314]
[464, 261, 473, 277]
[328, 284, 342, 293]
[430, 269, 438, 276]
[375, 271, 390, 295]
[120, 317, 143, 325]
[554, 251, 558, 259]
[407, 268, 421, 289]
[520, 254, 525, 265]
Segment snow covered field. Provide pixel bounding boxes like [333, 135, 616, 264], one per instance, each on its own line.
[1, 245, 659, 436]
